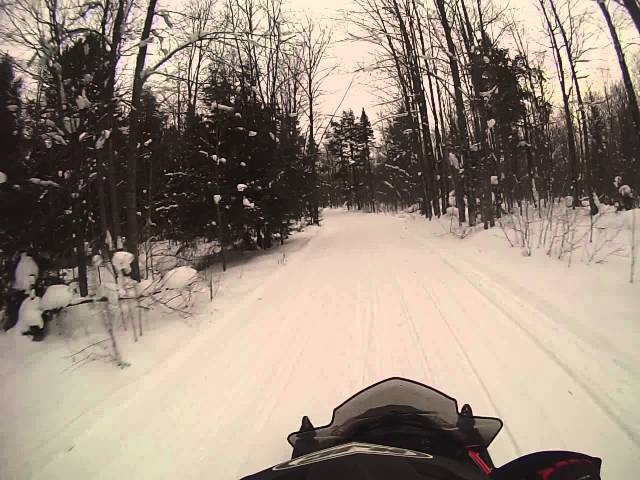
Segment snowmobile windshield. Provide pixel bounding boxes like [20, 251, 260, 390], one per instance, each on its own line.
[288, 378, 502, 456]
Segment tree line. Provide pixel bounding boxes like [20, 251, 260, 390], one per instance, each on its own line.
[1, 0, 639, 306]
[319, 0, 639, 226]
[0, 0, 332, 300]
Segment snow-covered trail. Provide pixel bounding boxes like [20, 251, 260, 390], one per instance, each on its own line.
[18, 210, 639, 479]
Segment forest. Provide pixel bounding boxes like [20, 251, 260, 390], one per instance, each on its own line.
[0, 0, 639, 337]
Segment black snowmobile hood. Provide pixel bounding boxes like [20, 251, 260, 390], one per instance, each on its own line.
[240, 441, 489, 480]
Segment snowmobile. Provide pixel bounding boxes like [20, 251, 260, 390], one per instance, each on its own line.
[242, 377, 601, 480]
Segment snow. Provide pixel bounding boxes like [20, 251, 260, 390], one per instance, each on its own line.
[619, 185, 631, 196]
[157, 10, 173, 28]
[211, 102, 234, 112]
[28, 178, 60, 188]
[136, 37, 154, 48]
[112, 251, 135, 273]
[0, 210, 637, 480]
[96, 281, 123, 303]
[448, 152, 460, 170]
[137, 278, 154, 296]
[17, 294, 42, 329]
[95, 129, 111, 150]
[91, 254, 103, 267]
[13, 253, 39, 291]
[63, 116, 79, 133]
[162, 266, 198, 289]
[75, 94, 91, 110]
[40, 285, 73, 311]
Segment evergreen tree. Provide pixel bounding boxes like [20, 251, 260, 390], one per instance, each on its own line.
[358, 109, 375, 212]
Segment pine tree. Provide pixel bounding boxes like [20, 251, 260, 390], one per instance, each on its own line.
[358, 109, 376, 212]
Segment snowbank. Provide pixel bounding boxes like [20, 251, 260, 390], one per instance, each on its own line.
[17, 295, 43, 329]
[112, 251, 135, 273]
[162, 266, 198, 289]
[40, 284, 73, 311]
[13, 253, 39, 291]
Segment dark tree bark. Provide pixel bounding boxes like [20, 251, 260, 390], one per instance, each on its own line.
[548, 0, 595, 213]
[125, 0, 159, 280]
[101, 0, 128, 244]
[539, 0, 580, 202]
[434, 0, 471, 224]
[619, 0, 640, 34]
[598, 0, 640, 186]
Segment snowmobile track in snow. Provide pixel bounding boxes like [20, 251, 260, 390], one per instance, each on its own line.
[5, 210, 637, 480]
[425, 241, 640, 448]
[417, 274, 522, 456]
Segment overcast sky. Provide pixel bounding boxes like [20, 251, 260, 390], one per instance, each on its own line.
[3, 0, 636, 133]
[278, 0, 639, 131]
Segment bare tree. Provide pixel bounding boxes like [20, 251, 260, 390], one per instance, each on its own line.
[538, 0, 580, 203]
[434, 0, 471, 224]
[547, 0, 598, 214]
[297, 15, 333, 225]
[124, 0, 159, 281]
[614, 0, 640, 33]
[597, 0, 640, 179]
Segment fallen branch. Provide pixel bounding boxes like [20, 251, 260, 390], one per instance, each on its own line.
[64, 338, 109, 358]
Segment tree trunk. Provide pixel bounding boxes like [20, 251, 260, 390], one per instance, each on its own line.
[434, 0, 470, 224]
[102, 0, 127, 246]
[539, 0, 580, 202]
[392, 0, 436, 219]
[621, 0, 640, 34]
[548, 0, 592, 209]
[598, 0, 640, 188]
[459, 0, 493, 228]
[96, 154, 109, 245]
[125, 0, 158, 280]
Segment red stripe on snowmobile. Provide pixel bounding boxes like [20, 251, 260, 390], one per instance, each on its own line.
[537, 458, 591, 480]
[468, 450, 492, 475]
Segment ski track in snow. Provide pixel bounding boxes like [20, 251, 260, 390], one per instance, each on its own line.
[3, 209, 638, 480]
